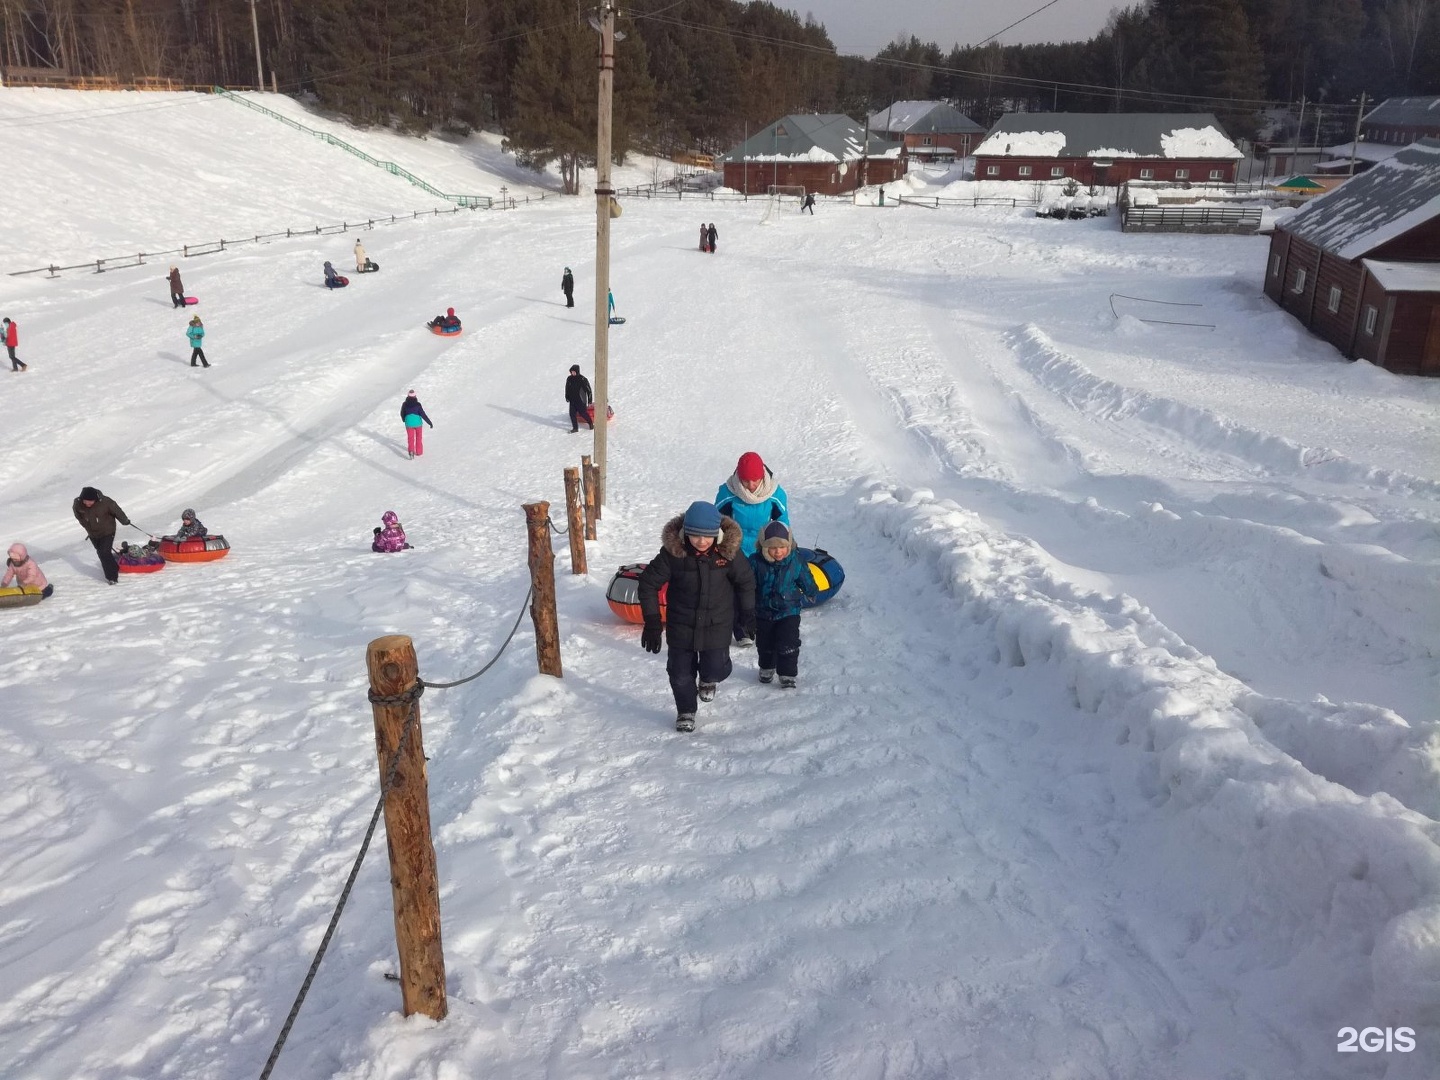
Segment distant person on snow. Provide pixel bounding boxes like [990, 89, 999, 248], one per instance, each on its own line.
[607, 290, 616, 318]
[187, 316, 209, 367]
[371, 510, 412, 552]
[565, 364, 593, 433]
[707, 222, 718, 253]
[73, 486, 131, 584]
[324, 261, 346, 289]
[354, 239, 367, 272]
[637, 501, 755, 733]
[167, 266, 186, 308]
[171, 509, 207, 541]
[715, 450, 790, 646]
[746, 521, 817, 688]
[561, 266, 575, 308]
[2, 543, 52, 600]
[802, 192, 816, 214]
[699, 223, 709, 252]
[400, 389, 434, 459]
[427, 308, 460, 331]
[2, 317, 24, 371]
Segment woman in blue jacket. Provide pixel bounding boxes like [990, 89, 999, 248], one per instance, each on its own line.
[714, 450, 789, 644]
[186, 316, 209, 367]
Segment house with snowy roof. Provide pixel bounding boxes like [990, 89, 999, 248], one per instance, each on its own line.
[1264, 139, 1440, 375]
[868, 101, 985, 163]
[1360, 96, 1440, 147]
[972, 113, 1243, 187]
[721, 115, 903, 195]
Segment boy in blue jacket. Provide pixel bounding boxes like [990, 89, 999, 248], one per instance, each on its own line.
[746, 521, 817, 688]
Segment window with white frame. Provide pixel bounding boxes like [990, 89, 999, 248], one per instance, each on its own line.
[1327, 285, 1342, 312]
[986, 164, 998, 176]
[1210, 169, 1223, 179]
[922, 136, 933, 145]
[1018, 165, 1032, 176]
[1051, 166, 1064, 177]
[1269, 254, 1281, 277]
[1364, 305, 1378, 334]
[1175, 168, 1189, 179]
[1140, 167, 1154, 179]
[1292, 268, 1307, 294]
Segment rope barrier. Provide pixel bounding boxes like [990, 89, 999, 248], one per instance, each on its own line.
[546, 515, 569, 536]
[256, 585, 532, 1078]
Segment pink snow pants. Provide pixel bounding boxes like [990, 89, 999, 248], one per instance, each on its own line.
[406, 426, 424, 456]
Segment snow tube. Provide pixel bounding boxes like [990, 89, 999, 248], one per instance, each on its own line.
[586, 403, 615, 424]
[797, 547, 844, 607]
[607, 563, 666, 625]
[327, 276, 349, 289]
[159, 535, 231, 563]
[0, 585, 46, 609]
[116, 543, 166, 573]
[184, 296, 199, 305]
[429, 324, 462, 337]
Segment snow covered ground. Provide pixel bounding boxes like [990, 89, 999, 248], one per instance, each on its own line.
[2, 90, 1439, 1079]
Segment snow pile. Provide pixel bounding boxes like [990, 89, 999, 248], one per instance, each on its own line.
[1161, 125, 1245, 159]
[973, 129, 1067, 157]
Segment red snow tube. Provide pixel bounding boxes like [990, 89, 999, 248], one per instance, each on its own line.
[159, 536, 231, 563]
[606, 564, 666, 624]
[586, 403, 615, 424]
[116, 544, 166, 573]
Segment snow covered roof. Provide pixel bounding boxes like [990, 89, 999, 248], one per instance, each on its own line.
[722, 115, 900, 164]
[1280, 139, 1440, 260]
[868, 101, 985, 136]
[1320, 140, 1403, 165]
[974, 113, 1243, 160]
[1362, 258, 1440, 293]
[1362, 96, 1440, 130]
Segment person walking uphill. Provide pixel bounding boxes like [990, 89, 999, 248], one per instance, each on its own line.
[73, 486, 131, 584]
[561, 267, 575, 308]
[2, 317, 24, 371]
[354, 239, 367, 273]
[638, 501, 755, 733]
[715, 450, 790, 644]
[400, 389, 433, 459]
[565, 364, 593, 432]
[707, 222, 718, 253]
[747, 521, 818, 688]
[186, 316, 209, 367]
[167, 266, 185, 308]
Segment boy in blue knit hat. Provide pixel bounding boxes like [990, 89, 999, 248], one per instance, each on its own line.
[746, 521, 818, 688]
[637, 500, 756, 732]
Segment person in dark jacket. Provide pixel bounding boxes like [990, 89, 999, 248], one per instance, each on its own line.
[746, 521, 818, 688]
[561, 267, 575, 308]
[400, 389, 434, 458]
[638, 501, 755, 732]
[565, 364, 593, 432]
[167, 266, 185, 308]
[324, 261, 346, 289]
[2, 317, 23, 371]
[802, 192, 816, 215]
[699, 223, 709, 252]
[706, 222, 718, 253]
[73, 486, 131, 584]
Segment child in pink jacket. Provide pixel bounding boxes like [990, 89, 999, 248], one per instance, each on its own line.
[371, 511, 412, 553]
[2, 543, 53, 599]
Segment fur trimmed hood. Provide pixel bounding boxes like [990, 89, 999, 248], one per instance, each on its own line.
[660, 514, 743, 559]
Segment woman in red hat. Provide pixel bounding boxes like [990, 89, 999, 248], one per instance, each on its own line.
[715, 451, 790, 645]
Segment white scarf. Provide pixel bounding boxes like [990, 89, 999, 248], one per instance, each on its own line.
[725, 468, 778, 505]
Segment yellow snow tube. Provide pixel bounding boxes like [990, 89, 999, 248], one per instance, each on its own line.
[0, 585, 45, 609]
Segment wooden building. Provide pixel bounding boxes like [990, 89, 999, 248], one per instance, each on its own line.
[1359, 96, 1440, 148]
[972, 113, 1243, 186]
[722, 115, 904, 196]
[1264, 139, 1440, 375]
[868, 101, 986, 163]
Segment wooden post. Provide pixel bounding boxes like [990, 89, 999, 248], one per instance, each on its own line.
[581, 455, 598, 541]
[364, 635, 447, 1021]
[563, 467, 587, 575]
[523, 502, 563, 677]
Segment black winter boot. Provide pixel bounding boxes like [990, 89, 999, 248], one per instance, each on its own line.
[676, 713, 696, 732]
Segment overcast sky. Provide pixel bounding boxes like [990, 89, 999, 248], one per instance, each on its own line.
[792, 0, 1121, 54]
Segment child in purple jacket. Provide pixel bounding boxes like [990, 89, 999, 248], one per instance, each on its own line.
[371, 511, 412, 552]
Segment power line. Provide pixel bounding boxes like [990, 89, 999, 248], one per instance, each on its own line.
[976, 0, 1069, 48]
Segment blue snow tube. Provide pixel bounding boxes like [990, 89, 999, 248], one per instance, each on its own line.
[797, 547, 844, 607]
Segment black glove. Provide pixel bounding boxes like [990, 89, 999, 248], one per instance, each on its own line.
[741, 612, 756, 639]
[641, 623, 663, 653]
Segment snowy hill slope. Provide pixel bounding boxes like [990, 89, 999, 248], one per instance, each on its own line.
[1, 94, 1439, 1079]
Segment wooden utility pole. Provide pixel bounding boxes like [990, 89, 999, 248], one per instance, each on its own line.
[581, 455, 598, 540]
[364, 635, 446, 1021]
[523, 502, 563, 676]
[1348, 92, 1366, 177]
[563, 467, 587, 575]
[247, 0, 264, 91]
[592, 1, 617, 510]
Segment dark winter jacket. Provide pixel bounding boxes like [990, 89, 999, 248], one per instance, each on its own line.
[638, 515, 755, 652]
[561, 269, 574, 294]
[707, 224, 718, 248]
[747, 548, 819, 621]
[565, 373, 593, 406]
[167, 268, 183, 295]
[400, 397, 433, 427]
[73, 493, 131, 540]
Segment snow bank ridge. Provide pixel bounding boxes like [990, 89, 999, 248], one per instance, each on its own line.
[858, 482, 1440, 1015]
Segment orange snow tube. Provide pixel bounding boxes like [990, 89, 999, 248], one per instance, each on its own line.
[606, 563, 666, 625]
[159, 535, 231, 563]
